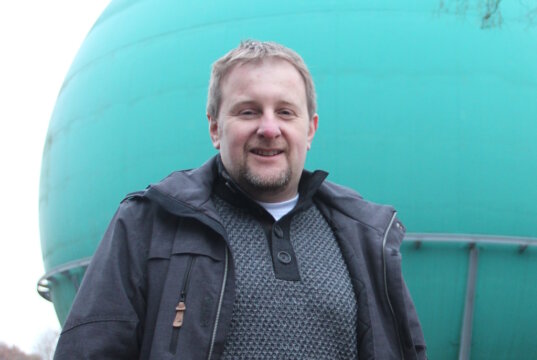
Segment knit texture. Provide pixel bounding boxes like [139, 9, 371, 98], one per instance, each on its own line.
[213, 195, 358, 360]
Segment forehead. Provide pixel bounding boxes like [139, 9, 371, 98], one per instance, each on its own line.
[220, 58, 306, 103]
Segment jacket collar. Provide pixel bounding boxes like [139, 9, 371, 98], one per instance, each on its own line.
[213, 155, 328, 216]
[144, 156, 220, 222]
[145, 155, 395, 235]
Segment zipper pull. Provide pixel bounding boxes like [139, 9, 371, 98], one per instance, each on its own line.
[173, 301, 186, 328]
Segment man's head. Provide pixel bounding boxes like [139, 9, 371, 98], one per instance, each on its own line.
[207, 40, 317, 120]
[207, 40, 318, 203]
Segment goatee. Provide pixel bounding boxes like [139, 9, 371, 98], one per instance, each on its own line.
[239, 166, 292, 193]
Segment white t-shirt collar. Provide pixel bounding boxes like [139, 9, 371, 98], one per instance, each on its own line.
[256, 194, 299, 221]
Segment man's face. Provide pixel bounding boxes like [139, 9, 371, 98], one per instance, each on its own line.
[208, 58, 318, 203]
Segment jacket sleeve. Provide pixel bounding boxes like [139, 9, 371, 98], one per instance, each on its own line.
[387, 217, 427, 360]
[403, 279, 427, 359]
[54, 199, 148, 359]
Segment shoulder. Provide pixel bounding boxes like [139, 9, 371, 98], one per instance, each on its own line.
[142, 157, 218, 208]
[319, 180, 363, 201]
[112, 157, 218, 223]
[317, 180, 398, 234]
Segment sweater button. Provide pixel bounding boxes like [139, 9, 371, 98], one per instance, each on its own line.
[273, 225, 283, 238]
[277, 251, 292, 264]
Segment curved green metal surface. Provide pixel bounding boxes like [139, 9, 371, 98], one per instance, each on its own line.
[39, 1, 537, 358]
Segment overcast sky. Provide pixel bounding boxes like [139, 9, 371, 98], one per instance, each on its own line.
[0, 0, 110, 353]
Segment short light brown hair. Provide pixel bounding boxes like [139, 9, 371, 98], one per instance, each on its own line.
[207, 40, 317, 120]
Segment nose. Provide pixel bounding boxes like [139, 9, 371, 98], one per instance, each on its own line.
[256, 113, 281, 139]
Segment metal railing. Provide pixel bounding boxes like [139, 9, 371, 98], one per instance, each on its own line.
[37, 257, 92, 301]
[405, 233, 536, 360]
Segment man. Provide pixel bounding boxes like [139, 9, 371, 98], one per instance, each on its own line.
[55, 40, 426, 359]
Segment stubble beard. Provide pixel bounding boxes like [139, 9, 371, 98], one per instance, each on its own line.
[238, 161, 292, 194]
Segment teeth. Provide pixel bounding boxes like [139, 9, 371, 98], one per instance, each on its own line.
[253, 149, 281, 156]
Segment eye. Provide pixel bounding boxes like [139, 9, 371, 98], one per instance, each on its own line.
[237, 108, 259, 118]
[278, 108, 296, 119]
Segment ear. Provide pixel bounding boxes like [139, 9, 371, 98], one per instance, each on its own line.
[306, 113, 319, 150]
[208, 113, 220, 149]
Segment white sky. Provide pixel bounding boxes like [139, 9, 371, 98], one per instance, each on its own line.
[0, 0, 110, 353]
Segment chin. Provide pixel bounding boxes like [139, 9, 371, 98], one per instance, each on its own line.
[242, 167, 291, 191]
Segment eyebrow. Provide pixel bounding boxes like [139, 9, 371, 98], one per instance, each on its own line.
[277, 100, 300, 109]
[229, 99, 300, 110]
[227, 101, 258, 113]
[230, 100, 258, 107]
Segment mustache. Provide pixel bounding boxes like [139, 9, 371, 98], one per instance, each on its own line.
[246, 140, 287, 151]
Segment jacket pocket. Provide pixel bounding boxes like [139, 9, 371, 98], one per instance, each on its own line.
[146, 217, 225, 359]
[169, 255, 197, 354]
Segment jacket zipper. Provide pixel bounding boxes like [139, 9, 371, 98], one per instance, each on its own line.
[207, 246, 229, 360]
[382, 212, 405, 359]
[169, 256, 197, 354]
[144, 187, 231, 358]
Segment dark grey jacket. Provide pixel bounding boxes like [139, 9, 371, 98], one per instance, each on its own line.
[55, 157, 426, 359]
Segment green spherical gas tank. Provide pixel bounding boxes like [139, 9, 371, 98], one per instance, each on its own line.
[39, 1, 537, 358]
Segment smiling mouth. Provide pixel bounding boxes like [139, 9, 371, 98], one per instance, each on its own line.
[251, 149, 284, 157]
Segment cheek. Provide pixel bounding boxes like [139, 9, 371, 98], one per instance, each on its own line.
[297, 146, 308, 161]
[221, 127, 247, 153]
[288, 139, 308, 164]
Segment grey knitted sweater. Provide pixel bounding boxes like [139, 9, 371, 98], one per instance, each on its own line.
[213, 194, 358, 360]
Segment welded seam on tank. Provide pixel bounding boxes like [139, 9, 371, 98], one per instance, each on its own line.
[59, 6, 456, 95]
[91, 0, 147, 28]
